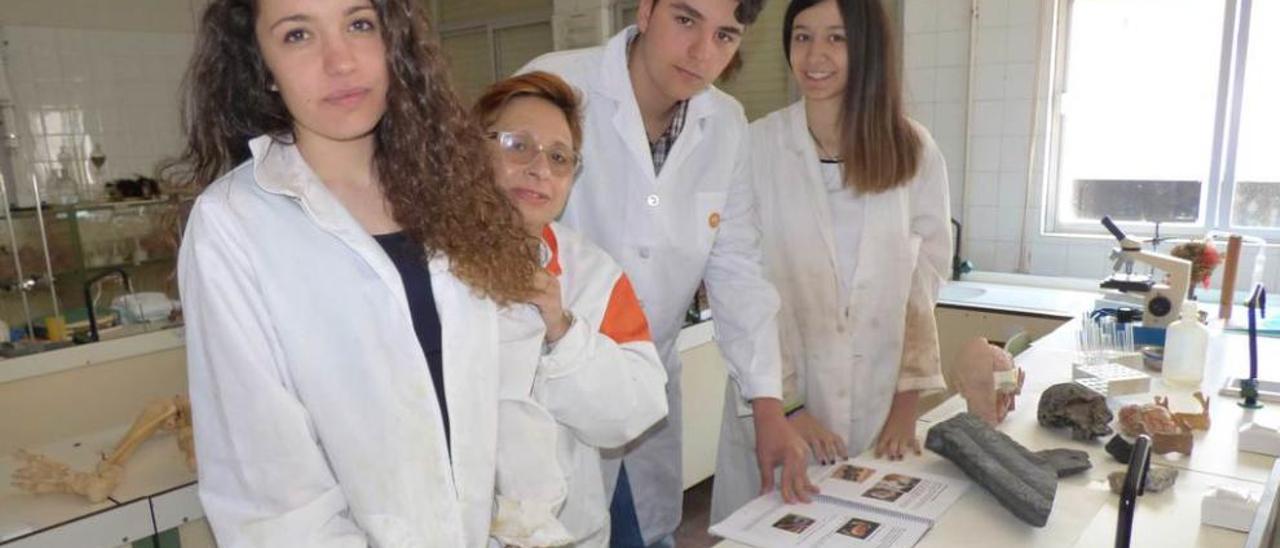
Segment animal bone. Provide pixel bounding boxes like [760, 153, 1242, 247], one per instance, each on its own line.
[11, 396, 195, 503]
[1165, 391, 1211, 431]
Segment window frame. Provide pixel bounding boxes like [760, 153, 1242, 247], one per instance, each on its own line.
[438, 11, 555, 92]
[1042, 0, 1271, 240]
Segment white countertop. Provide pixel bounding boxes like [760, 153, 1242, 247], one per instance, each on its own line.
[0, 423, 197, 543]
[717, 316, 1280, 547]
[938, 279, 1102, 318]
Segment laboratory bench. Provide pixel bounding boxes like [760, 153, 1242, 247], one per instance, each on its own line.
[7, 278, 1268, 547]
[716, 302, 1280, 548]
[0, 327, 208, 548]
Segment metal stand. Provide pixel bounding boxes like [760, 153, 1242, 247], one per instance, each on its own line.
[1241, 378, 1265, 409]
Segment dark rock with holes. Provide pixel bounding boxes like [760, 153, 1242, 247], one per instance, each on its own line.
[1106, 434, 1134, 463]
[1037, 383, 1114, 440]
[926, 412, 1057, 527]
[1034, 448, 1092, 478]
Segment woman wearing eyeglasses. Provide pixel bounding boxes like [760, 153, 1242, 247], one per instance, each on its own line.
[474, 71, 669, 547]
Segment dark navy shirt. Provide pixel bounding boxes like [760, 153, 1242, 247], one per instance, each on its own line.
[373, 232, 449, 450]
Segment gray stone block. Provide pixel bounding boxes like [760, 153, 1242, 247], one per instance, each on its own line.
[926, 412, 1057, 527]
[1034, 448, 1092, 478]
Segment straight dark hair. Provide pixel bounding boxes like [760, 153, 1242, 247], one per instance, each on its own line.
[783, 0, 920, 193]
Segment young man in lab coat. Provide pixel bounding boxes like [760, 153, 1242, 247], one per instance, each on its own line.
[522, 0, 814, 545]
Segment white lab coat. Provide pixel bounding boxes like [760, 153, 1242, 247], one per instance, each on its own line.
[180, 136, 542, 548]
[710, 101, 952, 523]
[521, 26, 784, 543]
[527, 222, 669, 547]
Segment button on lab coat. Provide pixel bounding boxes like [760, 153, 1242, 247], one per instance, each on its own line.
[711, 101, 952, 523]
[522, 26, 783, 543]
[180, 136, 539, 547]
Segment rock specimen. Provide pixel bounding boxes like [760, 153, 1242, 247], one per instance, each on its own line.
[1038, 383, 1114, 440]
[926, 413, 1057, 527]
[1117, 401, 1194, 456]
[1108, 467, 1179, 494]
[1106, 434, 1134, 463]
[1034, 448, 1092, 478]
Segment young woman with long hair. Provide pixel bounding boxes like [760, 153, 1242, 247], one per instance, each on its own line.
[172, 0, 542, 545]
[711, 0, 953, 523]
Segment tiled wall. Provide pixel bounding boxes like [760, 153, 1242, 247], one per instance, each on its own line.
[902, 0, 971, 221]
[1, 25, 193, 206]
[903, 0, 1280, 296]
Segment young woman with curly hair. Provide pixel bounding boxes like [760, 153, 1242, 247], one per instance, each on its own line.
[172, 0, 543, 545]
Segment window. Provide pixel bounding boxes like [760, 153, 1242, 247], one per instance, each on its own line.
[1046, 0, 1277, 238]
[436, 1, 555, 104]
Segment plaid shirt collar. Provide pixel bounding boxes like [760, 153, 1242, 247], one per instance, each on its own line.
[649, 99, 689, 176]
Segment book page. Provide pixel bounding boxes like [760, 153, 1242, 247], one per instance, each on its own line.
[710, 493, 929, 548]
[812, 459, 969, 522]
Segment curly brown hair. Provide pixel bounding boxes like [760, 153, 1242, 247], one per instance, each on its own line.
[165, 0, 539, 304]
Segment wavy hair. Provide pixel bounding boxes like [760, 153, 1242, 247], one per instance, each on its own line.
[166, 0, 539, 304]
[784, 0, 920, 193]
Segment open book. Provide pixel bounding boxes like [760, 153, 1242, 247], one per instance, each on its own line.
[710, 459, 969, 548]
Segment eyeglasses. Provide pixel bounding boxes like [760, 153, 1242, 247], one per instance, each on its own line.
[485, 130, 581, 177]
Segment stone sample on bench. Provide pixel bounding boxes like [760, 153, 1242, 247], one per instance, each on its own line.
[1037, 383, 1114, 441]
[926, 412, 1057, 527]
[1034, 448, 1092, 478]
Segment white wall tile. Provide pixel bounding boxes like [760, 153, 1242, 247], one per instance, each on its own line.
[1002, 99, 1033, 135]
[935, 66, 968, 102]
[1028, 242, 1067, 275]
[1066, 241, 1113, 279]
[940, 141, 967, 178]
[994, 242, 1021, 271]
[1008, 0, 1040, 27]
[1006, 26, 1039, 63]
[967, 171, 999, 207]
[967, 205, 999, 240]
[996, 207, 1023, 243]
[973, 64, 1005, 101]
[910, 102, 936, 129]
[904, 0, 937, 34]
[974, 28, 1007, 65]
[904, 32, 938, 69]
[998, 170, 1028, 207]
[965, 238, 997, 271]
[937, 0, 973, 32]
[1003, 63, 1036, 100]
[1000, 135, 1031, 173]
[933, 101, 968, 141]
[936, 30, 971, 67]
[906, 68, 937, 103]
[978, 0, 1009, 28]
[971, 100, 1003, 136]
[970, 136, 1002, 171]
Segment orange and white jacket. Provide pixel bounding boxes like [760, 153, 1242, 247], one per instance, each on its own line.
[494, 222, 669, 548]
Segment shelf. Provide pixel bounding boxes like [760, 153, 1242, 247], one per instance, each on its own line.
[0, 257, 176, 287]
[2, 198, 183, 222]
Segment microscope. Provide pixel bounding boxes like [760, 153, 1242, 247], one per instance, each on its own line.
[1098, 216, 1193, 329]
